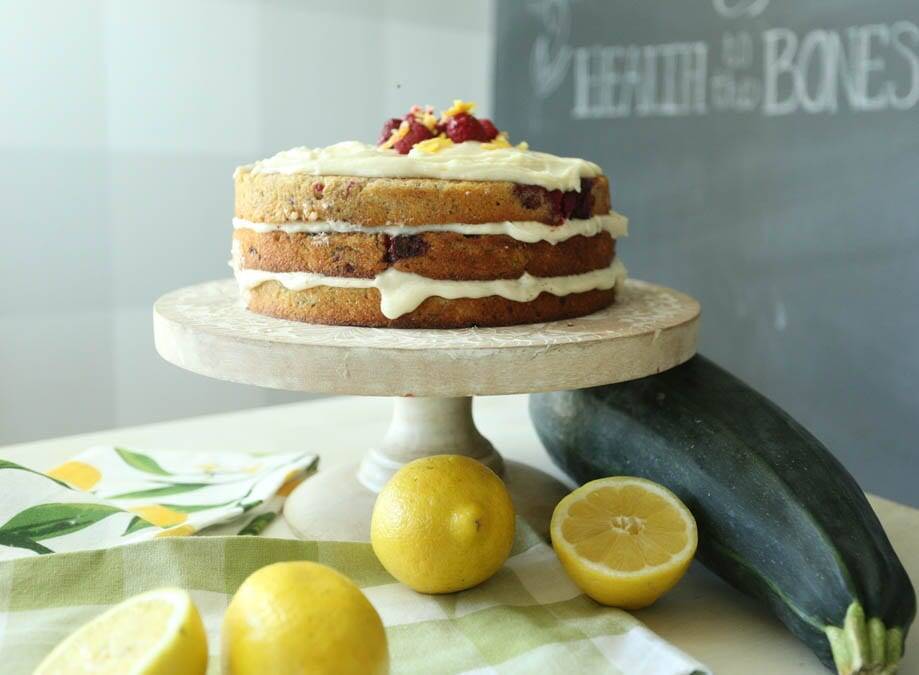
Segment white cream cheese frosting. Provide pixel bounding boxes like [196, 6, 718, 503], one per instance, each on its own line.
[236, 141, 603, 192]
[232, 252, 627, 320]
[232, 212, 628, 245]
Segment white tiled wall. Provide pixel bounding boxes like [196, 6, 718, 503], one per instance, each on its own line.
[104, 1, 264, 156]
[0, 0, 495, 444]
[0, 4, 108, 151]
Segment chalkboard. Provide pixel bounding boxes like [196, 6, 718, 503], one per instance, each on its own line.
[496, 1, 919, 505]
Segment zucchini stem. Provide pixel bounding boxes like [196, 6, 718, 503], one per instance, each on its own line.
[826, 603, 904, 674]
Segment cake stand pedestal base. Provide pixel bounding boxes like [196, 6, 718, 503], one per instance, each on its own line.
[282, 395, 570, 541]
[356, 396, 503, 491]
[154, 278, 700, 543]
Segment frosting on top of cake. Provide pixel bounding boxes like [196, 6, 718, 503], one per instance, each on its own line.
[237, 141, 603, 192]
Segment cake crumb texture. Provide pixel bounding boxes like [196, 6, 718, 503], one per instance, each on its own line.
[234, 229, 615, 281]
[235, 173, 611, 226]
[246, 283, 617, 328]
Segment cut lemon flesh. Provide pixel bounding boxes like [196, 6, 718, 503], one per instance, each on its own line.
[551, 476, 697, 609]
[34, 587, 207, 675]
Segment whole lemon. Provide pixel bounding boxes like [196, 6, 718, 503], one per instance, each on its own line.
[371, 454, 516, 594]
[222, 561, 388, 675]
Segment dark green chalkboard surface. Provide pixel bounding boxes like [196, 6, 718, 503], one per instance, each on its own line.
[496, 1, 919, 505]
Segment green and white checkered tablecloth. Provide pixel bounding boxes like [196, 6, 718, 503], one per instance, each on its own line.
[0, 532, 708, 674]
[0, 448, 709, 674]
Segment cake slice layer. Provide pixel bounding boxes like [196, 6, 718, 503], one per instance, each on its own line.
[235, 173, 611, 226]
[246, 283, 618, 329]
[233, 229, 616, 281]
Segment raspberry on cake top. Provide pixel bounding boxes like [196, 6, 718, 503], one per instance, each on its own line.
[231, 101, 628, 328]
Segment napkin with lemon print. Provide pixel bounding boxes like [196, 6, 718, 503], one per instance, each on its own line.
[0, 447, 316, 560]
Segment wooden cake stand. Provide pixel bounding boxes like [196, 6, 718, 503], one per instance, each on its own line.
[153, 279, 699, 541]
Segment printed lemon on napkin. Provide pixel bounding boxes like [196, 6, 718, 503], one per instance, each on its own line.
[0, 447, 315, 560]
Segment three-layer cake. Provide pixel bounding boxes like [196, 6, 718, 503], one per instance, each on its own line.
[231, 102, 627, 328]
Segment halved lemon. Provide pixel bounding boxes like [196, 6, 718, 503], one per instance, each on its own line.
[34, 587, 207, 675]
[550, 476, 697, 609]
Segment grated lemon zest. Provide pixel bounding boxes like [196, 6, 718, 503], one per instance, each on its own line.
[413, 134, 454, 154]
[379, 120, 409, 149]
[483, 133, 512, 150]
[441, 99, 476, 121]
[421, 112, 438, 131]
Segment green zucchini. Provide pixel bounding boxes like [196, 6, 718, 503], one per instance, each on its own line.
[530, 355, 915, 674]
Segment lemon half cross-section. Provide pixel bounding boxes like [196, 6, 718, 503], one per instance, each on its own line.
[550, 476, 698, 609]
[34, 587, 207, 675]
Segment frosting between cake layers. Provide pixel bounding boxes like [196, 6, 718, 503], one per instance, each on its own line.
[232, 254, 627, 320]
[237, 141, 603, 192]
[232, 212, 628, 245]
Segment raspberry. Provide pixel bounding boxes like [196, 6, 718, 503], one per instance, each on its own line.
[444, 113, 490, 143]
[562, 191, 579, 218]
[383, 234, 429, 262]
[572, 178, 595, 219]
[547, 190, 564, 222]
[479, 118, 499, 141]
[392, 119, 434, 154]
[514, 184, 544, 210]
[380, 106, 503, 150]
[514, 182, 592, 223]
[378, 118, 402, 145]
[547, 189, 579, 224]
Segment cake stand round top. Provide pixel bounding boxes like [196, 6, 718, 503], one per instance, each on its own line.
[153, 278, 699, 397]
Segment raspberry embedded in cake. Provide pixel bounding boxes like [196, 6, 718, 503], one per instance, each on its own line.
[231, 101, 628, 328]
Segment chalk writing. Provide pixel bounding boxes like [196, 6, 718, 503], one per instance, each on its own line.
[713, 0, 770, 20]
[530, 0, 573, 99]
[763, 23, 919, 114]
[572, 44, 708, 118]
[529, 0, 919, 118]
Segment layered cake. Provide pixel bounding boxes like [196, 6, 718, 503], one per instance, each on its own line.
[232, 101, 628, 328]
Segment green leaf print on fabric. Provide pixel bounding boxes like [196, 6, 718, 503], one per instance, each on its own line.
[158, 499, 241, 514]
[114, 448, 172, 476]
[0, 532, 53, 554]
[239, 500, 263, 513]
[0, 503, 123, 541]
[150, 485, 256, 515]
[238, 512, 277, 536]
[0, 460, 70, 490]
[123, 516, 155, 536]
[106, 483, 210, 500]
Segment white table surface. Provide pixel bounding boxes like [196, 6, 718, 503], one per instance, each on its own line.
[2, 394, 916, 674]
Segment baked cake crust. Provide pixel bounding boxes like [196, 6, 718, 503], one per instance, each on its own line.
[246, 282, 617, 329]
[234, 229, 616, 281]
[235, 172, 611, 226]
